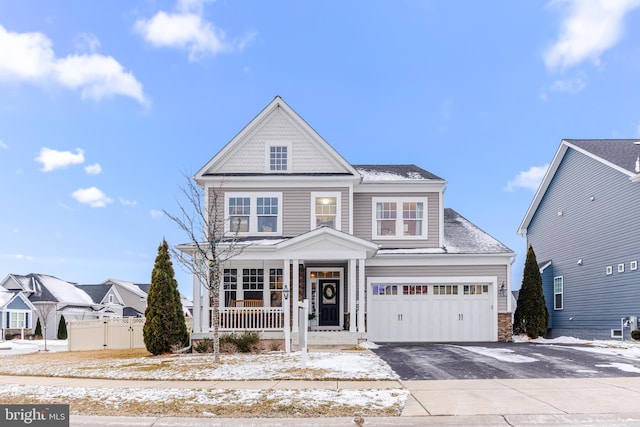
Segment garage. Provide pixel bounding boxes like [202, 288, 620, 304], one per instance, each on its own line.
[367, 280, 496, 342]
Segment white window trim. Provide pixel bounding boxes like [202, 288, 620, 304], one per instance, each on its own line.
[9, 310, 29, 328]
[225, 192, 283, 236]
[371, 197, 428, 240]
[606, 266, 613, 275]
[631, 261, 638, 271]
[553, 276, 563, 311]
[618, 263, 625, 273]
[265, 141, 292, 173]
[310, 191, 342, 231]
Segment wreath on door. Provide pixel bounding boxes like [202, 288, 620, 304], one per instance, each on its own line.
[323, 283, 336, 300]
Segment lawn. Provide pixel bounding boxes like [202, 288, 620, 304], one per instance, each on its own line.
[0, 347, 407, 418]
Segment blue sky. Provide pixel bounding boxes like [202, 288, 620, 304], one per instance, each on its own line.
[1, 0, 640, 298]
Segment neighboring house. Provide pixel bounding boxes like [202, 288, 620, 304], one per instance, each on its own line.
[101, 279, 193, 318]
[184, 96, 515, 345]
[0, 286, 35, 339]
[518, 139, 640, 339]
[0, 273, 100, 339]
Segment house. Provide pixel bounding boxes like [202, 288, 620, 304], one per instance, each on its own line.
[183, 96, 515, 346]
[518, 139, 640, 339]
[0, 273, 101, 339]
[0, 286, 35, 339]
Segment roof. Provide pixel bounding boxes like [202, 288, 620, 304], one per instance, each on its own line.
[567, 139, 640, 174]
[123, 307, 144, 317]
[354, 164, 444, 181]
[518, 139, 640, 235]
[103, 279, 148, 299]
[75, 285, 111, 304]
[379, 209, 513, 255]
[11, 273, 94, 305]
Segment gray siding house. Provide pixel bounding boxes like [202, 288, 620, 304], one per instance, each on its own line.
[185, 96, 515, 345]
[518, 139, 640, 339]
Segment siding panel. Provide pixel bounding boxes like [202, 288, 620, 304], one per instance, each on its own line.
[527, 148, 640, 336]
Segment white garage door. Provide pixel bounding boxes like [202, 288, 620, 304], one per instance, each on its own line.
[368, 283, 494, 342]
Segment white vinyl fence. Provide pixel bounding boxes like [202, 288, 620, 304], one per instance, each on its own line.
[68, 318, 193, 352]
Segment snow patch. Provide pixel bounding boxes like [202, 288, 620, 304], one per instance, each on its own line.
[457, 345, 538, 363]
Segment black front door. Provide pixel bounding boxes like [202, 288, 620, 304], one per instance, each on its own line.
[319, 279, 339, 326]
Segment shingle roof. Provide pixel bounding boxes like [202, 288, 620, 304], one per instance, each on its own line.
[566, 139, 640, 174]
[443, 208, 513, 254]
[353, 164, 444, 181]
[75, 285, 110, 304]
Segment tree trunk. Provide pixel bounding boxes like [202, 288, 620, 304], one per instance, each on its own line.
[210, 266, 220, 363]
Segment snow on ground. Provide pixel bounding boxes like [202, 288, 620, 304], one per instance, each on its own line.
[0, 348, 398, 381]
[0, 341, 405, 416]
[0, 339, 68, 355]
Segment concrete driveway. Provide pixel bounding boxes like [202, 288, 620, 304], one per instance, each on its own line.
[372, 342, 640, 380]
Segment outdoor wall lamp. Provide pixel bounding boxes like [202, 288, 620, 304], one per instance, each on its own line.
[283, 284, 290, 300]
[499, 282, 506, 297]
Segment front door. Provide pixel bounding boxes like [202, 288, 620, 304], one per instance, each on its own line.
[319, 279, 339, 326]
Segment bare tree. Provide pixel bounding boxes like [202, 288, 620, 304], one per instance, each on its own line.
[164, 175, 244, 363]
[32, 302, 57, 351]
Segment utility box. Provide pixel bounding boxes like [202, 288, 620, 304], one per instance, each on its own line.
[630, 316, 638, 331]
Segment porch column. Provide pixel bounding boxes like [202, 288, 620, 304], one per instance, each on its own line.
[202, 276, 210, 332]
[358, 258, 365, 333]
[283, 258, 291, 353]
[349, 258, 356, 332]
[292, 259, 299, 333]
[192, 273, 202, 333]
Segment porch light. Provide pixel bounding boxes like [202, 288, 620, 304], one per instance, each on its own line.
[499, 282, 506, 297]
[283, 284, 290, 300]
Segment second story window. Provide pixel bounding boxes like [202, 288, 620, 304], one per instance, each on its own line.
[226, 193, 282, 235]
[257, 197, 278, 232]
[372, 197, 427, 239]
[311, 192, 341, 230]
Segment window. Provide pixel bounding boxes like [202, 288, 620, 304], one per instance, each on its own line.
[553, 276, 563, 310]
[463, 284, 488, 295]
[108, 294, 114, 304]
[267, 143, 290, 172]
[403, 285, 428, 295]
[257, 197, 278, 232]
[618, 263, 625, 273]
[434, 285, 458, 295]
[243, 268, 264, 301]
[631, 261, 638, 271]
[311, 192, 341, 230]
[606, 266, 613, 275]
[372, 285, 398, 295]
[10, 312, 27, 328]
[223, 269, 238, 307]
[225, 193, 282, 235]
[372, 197, 427, 238]
[269, 268, 283, 307]
[229, 197, 250, 232]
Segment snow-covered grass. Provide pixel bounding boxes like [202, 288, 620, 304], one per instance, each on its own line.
[0, 342, 405, 417]
[0, 339, 68, 355]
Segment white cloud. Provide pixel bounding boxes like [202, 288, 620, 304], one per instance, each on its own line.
[0, 24, 147, 105]
[149, 209, 164, 219]
[544, 0, 640, 70]
[84, 163, 102, 175]
[549, 74, 586, 94]
[0, 139, 7, 149]
[71, 186, 113, 208]
[505, 164, 549, 192]
[120, 198, 137, 206]
[36, 147, 84, 172]
[74, 32, 101, 53]
[134, 0, 254, 62]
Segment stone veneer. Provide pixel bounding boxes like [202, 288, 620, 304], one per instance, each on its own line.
[498, 313, 512, 342]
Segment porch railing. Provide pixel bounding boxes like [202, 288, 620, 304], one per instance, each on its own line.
[211, 307, 285, 331]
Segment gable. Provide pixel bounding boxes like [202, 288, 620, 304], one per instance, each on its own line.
[7, 295, 31, 310]
[519, 139, 640, 235]
[196, 97, 359, 179]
